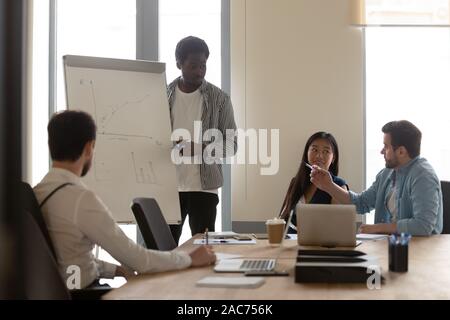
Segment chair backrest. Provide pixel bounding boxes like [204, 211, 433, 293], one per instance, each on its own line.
[23, 210, 71, 300]
[21, 182, 57, 259]
[441, 181, 450, 234]
[21, 182, 110, 299]
[131, 198, 177, 251]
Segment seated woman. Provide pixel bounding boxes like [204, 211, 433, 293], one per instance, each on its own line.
[279, 131, 348, 233]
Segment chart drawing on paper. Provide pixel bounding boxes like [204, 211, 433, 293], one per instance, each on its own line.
[64, 56, 181, 223]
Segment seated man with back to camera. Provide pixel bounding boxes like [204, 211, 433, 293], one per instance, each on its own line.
[309, 120, 442, 236]
[34, 110, 216, 289]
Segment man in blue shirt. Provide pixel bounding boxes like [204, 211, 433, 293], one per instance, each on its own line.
[310, 120, 443, 236]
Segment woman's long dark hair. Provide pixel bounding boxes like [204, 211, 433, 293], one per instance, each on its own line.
[279, 132, 340, 219]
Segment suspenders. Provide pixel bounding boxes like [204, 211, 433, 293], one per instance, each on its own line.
[39, 183, 74, 209]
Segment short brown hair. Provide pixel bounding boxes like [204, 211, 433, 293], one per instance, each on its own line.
[382, 120, 421, 158]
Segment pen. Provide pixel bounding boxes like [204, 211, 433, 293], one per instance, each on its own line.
[205, 228, 208, 245]
[304, 162, 314, 170]
[206, 239, 228, 244]
[400, 233, 411, 246]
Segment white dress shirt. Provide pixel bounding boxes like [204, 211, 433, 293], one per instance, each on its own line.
[34, 168, 191, 289]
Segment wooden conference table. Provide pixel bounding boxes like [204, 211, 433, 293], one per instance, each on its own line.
[104, 235, 450, 300]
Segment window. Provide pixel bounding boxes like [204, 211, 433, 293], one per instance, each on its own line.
[365, 27, 450, 223]
[55, 0, 136, 110]
[31, 0, 50, 186]
[159, 0, 221, 86]
[32, 0, 136, 185]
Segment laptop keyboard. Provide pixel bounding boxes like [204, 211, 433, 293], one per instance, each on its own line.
[239, 259, 275, 272]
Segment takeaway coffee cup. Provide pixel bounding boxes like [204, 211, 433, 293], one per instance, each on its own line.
[266, 217, 286, 246]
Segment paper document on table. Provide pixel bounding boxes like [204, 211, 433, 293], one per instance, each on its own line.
[207, 231, 237, 237]
[193, 239, 256, 245]
[356, 233, 388, 241]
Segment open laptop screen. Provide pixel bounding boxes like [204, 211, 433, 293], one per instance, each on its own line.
[297, 204, 357, 247]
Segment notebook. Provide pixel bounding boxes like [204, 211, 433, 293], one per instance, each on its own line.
[196, 276, 265, 289]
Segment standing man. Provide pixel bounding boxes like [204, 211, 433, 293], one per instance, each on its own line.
[168, 36, 237, 244]
[310, 120, 442, 236]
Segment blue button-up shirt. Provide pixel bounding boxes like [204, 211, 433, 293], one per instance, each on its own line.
[349, 157, 443, 236]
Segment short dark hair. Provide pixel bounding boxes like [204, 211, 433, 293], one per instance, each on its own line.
[48, 110, 96, 161]
[175, 36, 210, 64]
[382, 120, 421, 158]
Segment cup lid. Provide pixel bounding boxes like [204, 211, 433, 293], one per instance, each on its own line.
[266, 217, 286, 225]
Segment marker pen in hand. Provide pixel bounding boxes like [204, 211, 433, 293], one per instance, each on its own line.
[304, 162, 314, 170]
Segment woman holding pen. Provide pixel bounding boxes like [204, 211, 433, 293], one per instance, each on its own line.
[279, 132, 348, 233]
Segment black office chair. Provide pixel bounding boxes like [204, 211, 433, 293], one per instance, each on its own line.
[21, 182, 111, 300]
[21, 182, 58, 259]
[23, 210, 71, 300]
[131, 198, 177, 251]
[441, 181, 450, 234]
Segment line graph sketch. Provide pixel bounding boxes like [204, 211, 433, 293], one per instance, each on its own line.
[64, 56, 181, 223]
[80, 79, 156, 135]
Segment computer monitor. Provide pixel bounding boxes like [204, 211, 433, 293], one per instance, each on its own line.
[297, 204, 357, 247]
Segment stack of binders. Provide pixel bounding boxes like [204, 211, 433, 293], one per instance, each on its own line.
[295, 249, 382, 283]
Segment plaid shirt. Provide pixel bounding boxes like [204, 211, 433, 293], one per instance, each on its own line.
[167, 78, 237, 190]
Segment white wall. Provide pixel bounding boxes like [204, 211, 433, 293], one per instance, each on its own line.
[230, 0, 364, 223]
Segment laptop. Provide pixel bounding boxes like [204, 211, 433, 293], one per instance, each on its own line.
[297, 204, 357, 247]
[214, 211, 293, 273]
